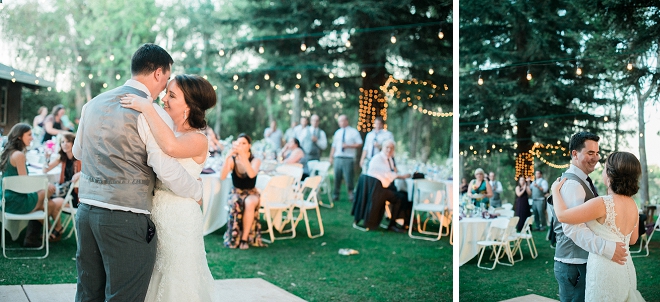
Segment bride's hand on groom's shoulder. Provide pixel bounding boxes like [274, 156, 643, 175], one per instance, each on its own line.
[551, 177, 567, 193]
[119, 94, 153, 113]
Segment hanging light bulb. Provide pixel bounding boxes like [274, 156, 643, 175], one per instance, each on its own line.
[296, 73, 302, 79]
[478, 72, 483, 85]
[576, 66, 582, 75]
[300, 41, 307, 51]
[202, 75, 208, 79]
[428, 68, 434, 75]
[234, 85, 239, 90]
[627, 61, 633, 71]
[264, 74, 270, 80]
[438, 29, 444, 39]
[88, 74, 93, 79]
[329, 73, 335, 79]
[103, 83, 108, 88]
[345, 40, 351, 48]
[233, 74, 239, 81]
[77, 55, 82, 62]
[526, 69, 532, 81]
[45, 55, 51, 62]
[361, 71, 366, 78]
[115, 74, 121, 80]
[181, 52, 187, 59]
[10, 70, 15, 76]
[604, 116, 609, 122]
[109, 54, 115, 61]
[255, 85, 260, 90]
[258, 45, 264, 54]
[390, 34, 397, 44]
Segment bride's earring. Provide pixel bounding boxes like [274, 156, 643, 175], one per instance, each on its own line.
[184, 109, 188, 120]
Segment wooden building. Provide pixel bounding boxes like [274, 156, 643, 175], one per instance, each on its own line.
[0, 63, 55, 134]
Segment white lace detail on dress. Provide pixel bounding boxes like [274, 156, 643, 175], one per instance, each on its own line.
[602, 195, 625, 242]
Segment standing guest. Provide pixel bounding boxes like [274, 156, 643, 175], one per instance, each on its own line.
[263, 120, 284, 151]
[293, 117, 309, 140]
[329, 114, 363, 202]
[32, 106, 49, 142]
[221, 133, 266, 250]
[367, 140, 411, 232]
[279, 138, 309, 178]
[42, 104, 73, 143]
[299, 114, 327, 161]
[283, 121, 298, 142]
[514, 176, 532, 232]
[359, 116, 394, 172]
[488, 171, 504, 208]
[0, 123, 59, 245]
[43, 132, 82, 215]
[467, 168, 492, 208]
[530, 170, 549, 231]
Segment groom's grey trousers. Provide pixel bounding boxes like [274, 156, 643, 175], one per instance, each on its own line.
[554, 261, 586, 302]
[75, 204, 157, 302]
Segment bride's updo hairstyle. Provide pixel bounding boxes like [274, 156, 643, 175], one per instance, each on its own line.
[176, 74, 217, 130]
[606, 151, 641, 197]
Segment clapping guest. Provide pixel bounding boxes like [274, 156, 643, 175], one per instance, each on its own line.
[220, 133, 266, 249]
[514, 176, 532, 232]
[279, 138, 309, 179]
[367, 140, 411, 232]
[0, 123, 60, 245]
[467, 168, 493, 208]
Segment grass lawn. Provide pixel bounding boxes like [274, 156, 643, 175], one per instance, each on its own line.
[0, 191, 452, 301]
[459, 228, 660, 301]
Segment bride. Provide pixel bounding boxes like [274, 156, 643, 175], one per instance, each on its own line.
[121, 74, 217, 302]
[551, 151, 645, 302]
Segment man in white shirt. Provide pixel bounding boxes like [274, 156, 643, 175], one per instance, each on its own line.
[488, 171, 503, 208]
[329, 114, 363, 201]
[530, 170, 549, 231]
[293, 116, 309, 141]
[298, 114, 327, 161]
[73, 44, 203, 301]
[367, 140, 411, 232]
[263, 120, 283, 151]
[359, 116, 394, 173]
[283, 120, 298, 142]
[552, 131, 628, 301]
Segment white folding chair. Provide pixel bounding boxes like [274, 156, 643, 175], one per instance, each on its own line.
[494, 209, 515, 218]
[511, 216, 538, 261]
[408, 179, 447, 241]
[255, 174, 272, 192]
[259, 175, 296, 243]
[291, 176, 324, 238]
[276, 164, 304, 193]
[632, 214, 660, 258]
[476, 217, 519, 270]
[311, 161, 333, 208]
[501, 203, 514, 211]
[50, 180, 79, 242]
[1, 175, 50, 259]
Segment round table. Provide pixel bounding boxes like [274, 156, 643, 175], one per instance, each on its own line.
[459, 217, 493, 266]
[200, 173, 231, 236]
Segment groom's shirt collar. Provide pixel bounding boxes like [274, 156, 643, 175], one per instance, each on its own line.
[566, 164, 588, 181]
[124, 79, 152, 99]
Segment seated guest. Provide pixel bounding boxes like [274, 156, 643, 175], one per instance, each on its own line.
[42, 104, 73, 143]
[366, 140, 411, 232]
[220, 133, 266, 249]
[279, 138, 309, 179]
[43, 132, 81, 214]
[0, 123, 60, 245]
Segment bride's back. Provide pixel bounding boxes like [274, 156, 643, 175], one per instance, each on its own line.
[610, 195, 639, 236]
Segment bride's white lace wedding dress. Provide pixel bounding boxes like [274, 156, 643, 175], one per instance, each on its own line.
[144, 156, 215, 302]
[585, 195, 645, 302]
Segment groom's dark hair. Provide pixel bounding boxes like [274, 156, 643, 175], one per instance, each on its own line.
[131, 43, 173, 76]
[569, 132, 600, 153]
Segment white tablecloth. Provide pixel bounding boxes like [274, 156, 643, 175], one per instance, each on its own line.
[459, 217, 493, 266]
[201, 173, 231, 236]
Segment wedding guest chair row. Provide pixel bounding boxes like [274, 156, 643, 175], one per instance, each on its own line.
[476, 217, 519, 270]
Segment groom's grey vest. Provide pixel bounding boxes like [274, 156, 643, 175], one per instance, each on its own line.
[78, 86, 157, 212]
[301, 127, 322, 160]
[551, 172, 594, 261]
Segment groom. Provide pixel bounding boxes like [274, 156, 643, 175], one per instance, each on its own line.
[72, 44, 203, 301]
[552, 132, 628, 302]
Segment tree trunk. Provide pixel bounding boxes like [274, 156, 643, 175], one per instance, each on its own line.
[292, 88, 301, 124]
[636, 89, 649, 205]
[215, 88, 223, 137]
[265, 88, 274, 124]
[408, 108, 417, 159]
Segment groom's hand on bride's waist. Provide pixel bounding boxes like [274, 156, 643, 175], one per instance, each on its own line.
[611, 242, 628, 265]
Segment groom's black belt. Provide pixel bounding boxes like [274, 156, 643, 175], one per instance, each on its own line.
[82, 173, 150, 184]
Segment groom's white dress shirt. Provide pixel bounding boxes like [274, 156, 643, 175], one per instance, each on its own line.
[73, 79, 203, 214]
[556, 164, 616, 264]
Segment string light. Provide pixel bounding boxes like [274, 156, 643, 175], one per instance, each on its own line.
[45, 55, 51, 62]
[576, 62, 582, 76]
[345, 40, 351, 48]
[428, 68, 434, 75]
[380, 76, 452, 118]
[109, 54, 115, 61]
[390, 34, 397, 44]
[233, 74, 239, 81]
[218, 49, 225, 56]
[115, 74, 121, 80]
[329, 73, 334, 79]
[477, 72, 483, 85]
[296, 73, 302, 79]
[300, 41, 307, 51]
[627, 60, 633, 71]
[258, 45, 265, 54]
[88, 74, 93, 79]
[103, 83, 108, 88]
[77, 55, 82, 62]
[526, 68, 532, 81]
[264, 74, 270, 80]
[361, 71, 366, 78]
[438, 28, 444, 39]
